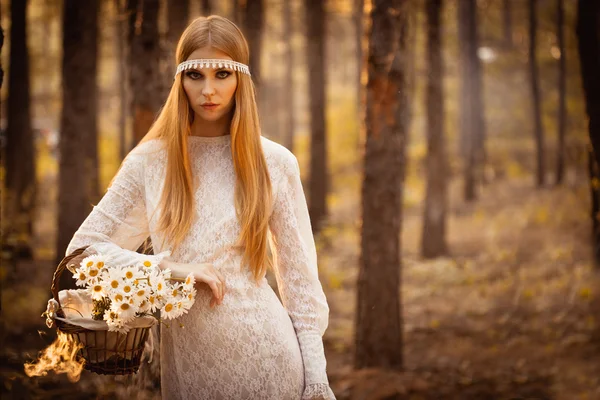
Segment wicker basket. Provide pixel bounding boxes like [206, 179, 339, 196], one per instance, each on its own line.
[51, 246, 153, 375]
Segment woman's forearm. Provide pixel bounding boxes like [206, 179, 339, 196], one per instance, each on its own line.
[160, 258, 193, 280]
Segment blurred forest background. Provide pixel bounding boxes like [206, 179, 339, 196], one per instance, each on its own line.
[2, 0, 600, 399]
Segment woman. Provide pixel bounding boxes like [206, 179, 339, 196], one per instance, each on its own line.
[66, 15, 335, 400]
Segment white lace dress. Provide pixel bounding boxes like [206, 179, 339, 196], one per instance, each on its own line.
[66, 134, 336, 400]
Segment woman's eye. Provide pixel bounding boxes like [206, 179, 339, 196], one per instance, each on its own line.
[186, 71, 202, 80]
[217, 70, 231, 79]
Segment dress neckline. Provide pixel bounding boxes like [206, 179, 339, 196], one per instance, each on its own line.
[188, 134, 231, 144]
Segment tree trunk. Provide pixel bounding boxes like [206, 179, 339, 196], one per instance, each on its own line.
[556, 0, 566, 185]
[5, 0, 35, 259]
[282, 0, 295, 152]
[167, 0, 190, 62]
[421, 0, 448, 259]
[0, 25, 4, 88]
[529, 0, 545, 187]
[354, 0, 364, 112]
[231, 0, 242, 26]
[244, 0, 264, 89]
[165, 0, 190, 100]
[503, 0, 513, 49]
[458, 0, 485, 201]
[129, 0, 163, 147]
[354, 0, 406, 370]
[201, 0, 212, 15]
[116, 0, 129, 160]
[305, 0, 328, 232]
[56, 0, 100, 280]
[576, 0, 600, 266]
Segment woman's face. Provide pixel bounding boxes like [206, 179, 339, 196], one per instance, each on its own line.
[182, 46, 238, 124]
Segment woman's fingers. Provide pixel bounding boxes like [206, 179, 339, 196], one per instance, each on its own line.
[197, 263, 226, 306]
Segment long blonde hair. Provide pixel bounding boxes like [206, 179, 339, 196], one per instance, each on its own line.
[134, 16, 273, 283]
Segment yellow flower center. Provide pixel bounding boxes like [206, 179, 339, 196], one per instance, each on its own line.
[79, 273, 86, 280]
[124, 286, 131, 293]
[137, 290, 145, 297]
[165, 304, 173, 312]
[93, 285, 102, 293]
[86, 261, 93, 267]
[149, 296, 155, 304]
[115, 294, 123, 302]
[157, 283, 163, 291]
[185, 277, 191, 285]
[120, 303, 130, 311]
[97, 261, 104, 268]
[143, 261, 152, 267]
[188, 293, 193, 300]
[89, 269, 98, 277]
[111, 280, 119, 289]
[126, 271, 133, 279]
[172, 289, 178, 296]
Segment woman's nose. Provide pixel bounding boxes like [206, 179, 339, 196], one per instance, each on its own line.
[202, 79, 216, 97]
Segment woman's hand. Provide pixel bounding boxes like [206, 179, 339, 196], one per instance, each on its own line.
[160, 259, 226, 308]
[192, 262, 227, 308]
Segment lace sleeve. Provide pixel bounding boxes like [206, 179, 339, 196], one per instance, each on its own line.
[269, 153, 335, 400]
[65, 146, 170, 268]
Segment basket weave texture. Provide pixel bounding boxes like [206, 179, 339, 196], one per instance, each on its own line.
[51, 246, 154, 375]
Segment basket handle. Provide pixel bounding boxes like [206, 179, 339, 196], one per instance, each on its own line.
[51, 246, 89, 318]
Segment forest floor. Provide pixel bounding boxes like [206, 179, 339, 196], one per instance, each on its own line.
[2, 172, 600, 400]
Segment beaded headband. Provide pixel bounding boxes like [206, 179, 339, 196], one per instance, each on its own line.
[175, 59, 251, 78]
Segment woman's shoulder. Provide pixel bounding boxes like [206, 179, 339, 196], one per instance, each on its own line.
[130, 138, 167, 157]
[260, 135, 298, 177]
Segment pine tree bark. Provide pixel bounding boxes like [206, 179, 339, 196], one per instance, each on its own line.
[201, 0, 212, 15]
[167, 0, 190, 63]
[355, 0, 407, 370]
[503, 0, 513, 49]
[129, 0, 163, 147]
[354, 0, 364, 112]
[576, 0, 600, 266]
[458, 0, 485, 201]
[282, 0, 295, 152]
[305, 0, 328, 231]
[529, 0, 546, 187]
[421, 0, 448, 258]
[56, 0, 100, 280]
[116, 0, 129, 160]
[5, 0, 35, 258]
[556, 0, 567, 184]
[244, 0, 264, 88]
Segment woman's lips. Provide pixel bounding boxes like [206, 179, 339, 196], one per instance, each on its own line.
[201, 103, 219, 111]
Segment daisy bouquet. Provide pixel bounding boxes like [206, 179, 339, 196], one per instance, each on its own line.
[72, 254, 197, 333]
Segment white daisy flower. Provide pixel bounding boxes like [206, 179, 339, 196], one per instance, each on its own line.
[88, 283, 106, 301]
[147, 295, 160, 313]
[137, 299, 151, 314]
[73, 267, 89, 287]
[104, 310, 128, 333]
[183, 273, 196, 291]
[161, 297, 181, 320]
[121, 281, 135, 296]
[122, 266, 144, 282]
[111, 297, 138, 323]
[103, 268, 126, 292]
[139, 258, 158, 270]
[150, 275, 168, 297]
[86, 265, 101, 282]
[80, 256, 97, 270]
[132, 287, 149, 305]
[110, 291, 126, 304]
[87, 254, 110, 271]
[176, 299, 191, 315]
